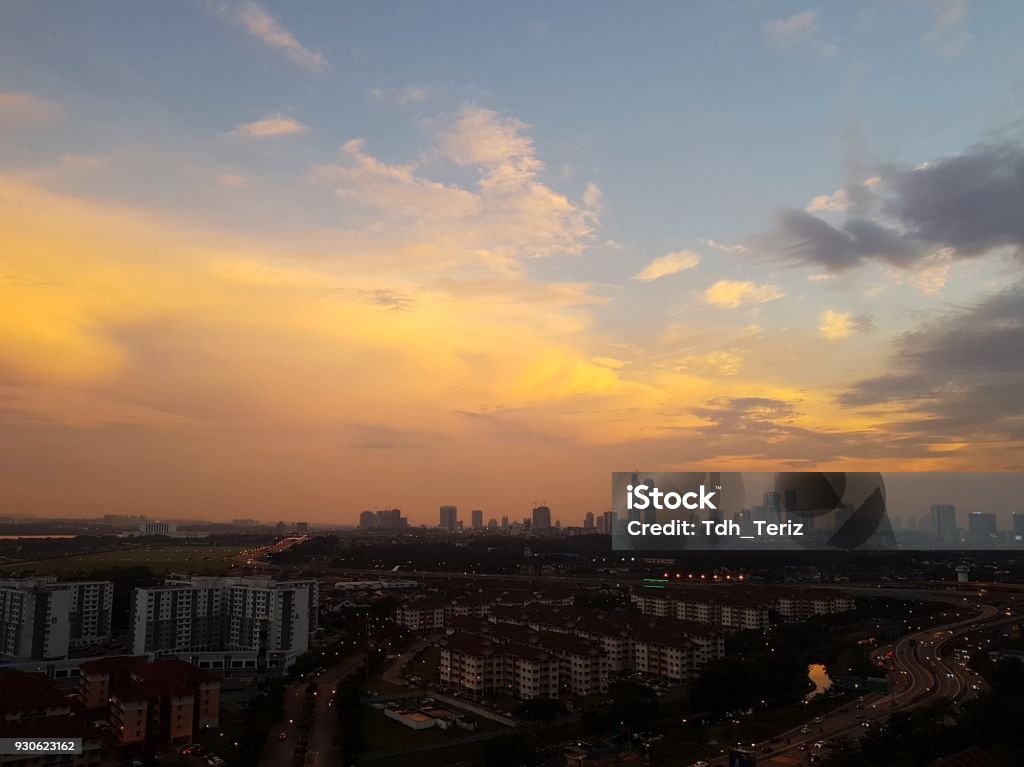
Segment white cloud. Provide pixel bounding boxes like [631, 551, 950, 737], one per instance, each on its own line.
[819, 310, 853, 341]
[582, 183, 603, 211]
[226, 113, 308, 138]
[311, 138, 479, 220]
[632, 250, 701, 282]
[704, 280, 784, 309]
[437, 106, 543, 191]
[218, 2, 327, 72]
[699, 238, 751, 256]
[806, 188, 850, 213]
[764, 11, 838, 58]
[886, 248, 954, 295]
[310, 109, 597, 267]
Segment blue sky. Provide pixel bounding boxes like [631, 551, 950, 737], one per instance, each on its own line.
[1, 1, 1023, 522]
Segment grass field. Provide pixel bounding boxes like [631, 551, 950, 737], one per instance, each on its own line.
[0, 545, 244, 575]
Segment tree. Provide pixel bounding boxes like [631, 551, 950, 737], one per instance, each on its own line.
[517, 697, 566, 723]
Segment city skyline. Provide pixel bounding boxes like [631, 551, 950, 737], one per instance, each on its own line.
[2, 3, 1024, 523]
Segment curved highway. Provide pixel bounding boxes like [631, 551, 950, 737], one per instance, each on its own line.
[746, 601, 1014, 766]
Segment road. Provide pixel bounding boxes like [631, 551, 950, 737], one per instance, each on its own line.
[380, 633, 440, 688]
[748, 602, 1016, 766]
[258, 653, 365, 767]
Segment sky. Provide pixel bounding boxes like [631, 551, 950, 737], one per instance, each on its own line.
[1, 1, 1023, 526]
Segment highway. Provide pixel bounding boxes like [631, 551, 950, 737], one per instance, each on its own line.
[748, 602, 1015, 767]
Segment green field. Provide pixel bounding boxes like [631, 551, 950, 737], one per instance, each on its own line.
[0, 545, 244, 575]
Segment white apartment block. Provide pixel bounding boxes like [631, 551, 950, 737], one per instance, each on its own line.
[396, 601, 445, 632]
[440, 634, 560, 700]
[630, 587, 854, 631]
[0, 578, 113, 661]
[536, 633, 609, 696]
[131, 576, 319, 670]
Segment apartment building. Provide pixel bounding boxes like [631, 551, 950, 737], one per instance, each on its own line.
[131, 576, 318, 671]
[0, 672, 100, 767]
[486, 604, 726, 681]
[396, 599, 445, 632]
[630, 586, 855, 631]
[64, 581, 115, 647]
[534, 632, 609, 696]
[439, 633, 560, 700]
[79, 657, 220, 751]
[0, 578, 113, 661]
[79, 657, 220, 730]
[631, 631, 703, 682]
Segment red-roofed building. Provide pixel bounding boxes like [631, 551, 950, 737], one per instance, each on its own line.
[440, 633, 559, 700]
[78, 657, 220, 752]
[0, 671, 71, 722]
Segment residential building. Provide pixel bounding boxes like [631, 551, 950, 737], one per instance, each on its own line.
[0, 672, 100, 767]
[79, 657, 220, 744]
[0, 578, 113, 661]
[396, 600, 445, 632]
[130, 576, 318, 671]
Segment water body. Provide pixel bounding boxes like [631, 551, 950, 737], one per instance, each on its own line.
[0, 534, 79, 540]
[806, 663, 833, 699]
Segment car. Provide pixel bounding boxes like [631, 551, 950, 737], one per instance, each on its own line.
[797, 744, 807, 751]
[861, 721, 871, 728]
[799, 726, 811, 734]
[279, 731, 288, 740]
[814, 741, 826, 749]
[691, 762, 709, 767]
[812, 716, 824, 724]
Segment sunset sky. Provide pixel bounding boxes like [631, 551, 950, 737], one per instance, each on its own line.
[2, 2, 1023, 525]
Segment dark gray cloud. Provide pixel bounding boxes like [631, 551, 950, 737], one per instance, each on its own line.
[765, 209, 917, 271]
[883, 143, 1024, 256]
[840, 281, 1024, 441]
[759, 142, 1024, 272]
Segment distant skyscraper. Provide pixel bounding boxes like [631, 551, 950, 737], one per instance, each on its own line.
[439, 505, 458, 530]
[784, 488, 798, 516]
[471, 509, 483, 530]
[501, 515, 509, 531]
[583, 511, 595, 530]
[763, 492, 781, 525]
[930, 504, 957, 546]
[967, 512, 997, 543]
[1013, 513, 1024, 539]
[377, 508, 405, 529]
[359, 510, 376, 529]
[532, 505, 552, 532]
[601, 511, 617, 534]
